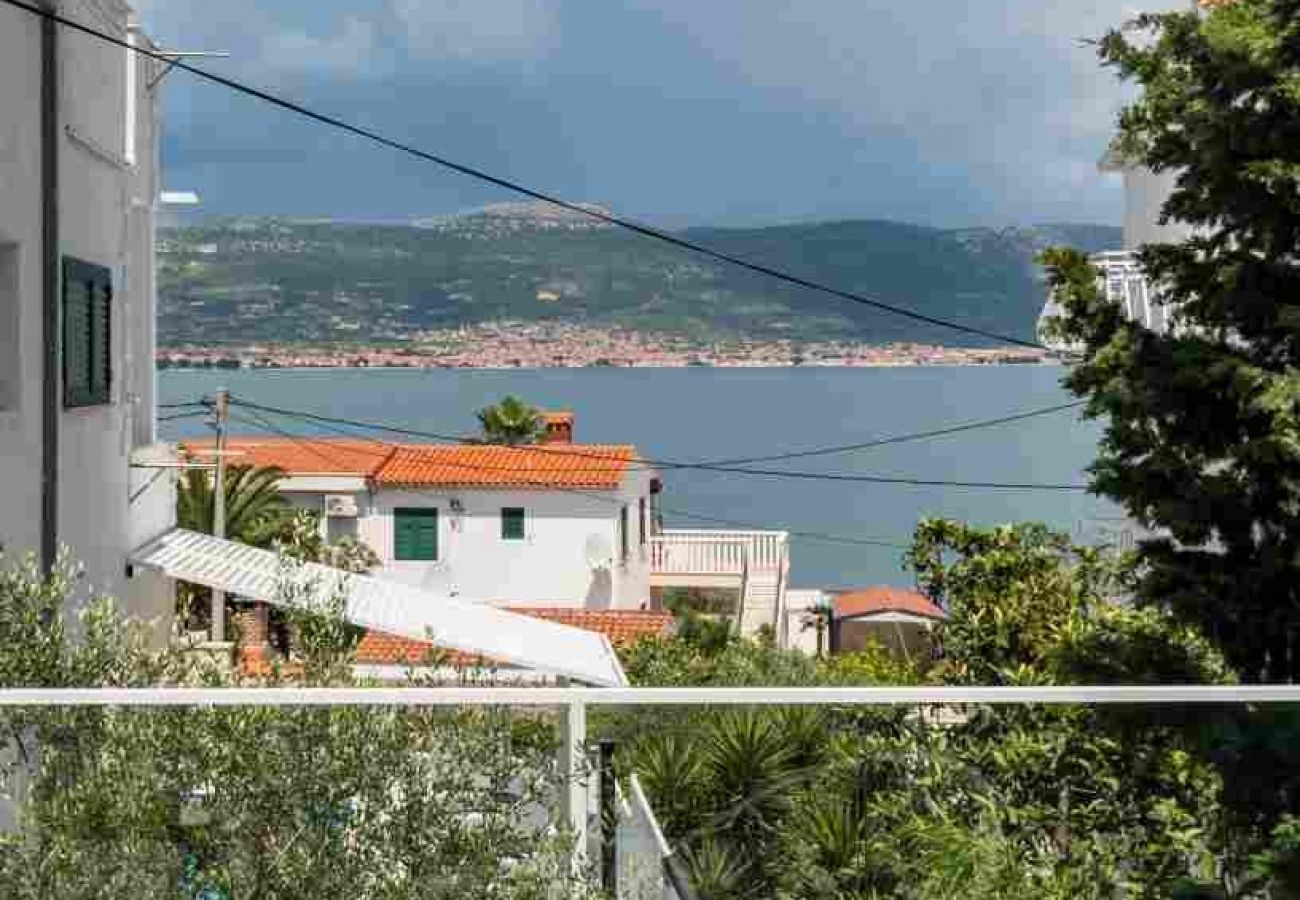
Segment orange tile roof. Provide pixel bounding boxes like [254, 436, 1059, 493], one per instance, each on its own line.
[179, 437, 640, 490]
[376, 444, 638, 489]
[514, 608, 676, 648]
[180, 437, 390, 476]
[353, 607, 675, 666]
[833, 587, 946, 622]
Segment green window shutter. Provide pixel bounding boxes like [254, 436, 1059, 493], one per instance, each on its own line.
[62, 258, 112, 408]
[91, 279, 112, 402]
[619, 505, 629, 562]
[394, 508, 438, 561]
[501, 507, 525, 541]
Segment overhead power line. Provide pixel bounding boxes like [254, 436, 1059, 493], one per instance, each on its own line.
[691, 400, 1086, 467]
[224, 396, 1090, 492]
[157, 410, 208, 423]
[4, 0, 1046, 351]
[222, 405, 912, 551]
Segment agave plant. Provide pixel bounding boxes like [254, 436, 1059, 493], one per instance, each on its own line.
[631, 731, 709, 837]
[680, 838, 750, 900]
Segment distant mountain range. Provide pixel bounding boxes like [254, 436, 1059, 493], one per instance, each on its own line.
[157, 208, 1121, 348]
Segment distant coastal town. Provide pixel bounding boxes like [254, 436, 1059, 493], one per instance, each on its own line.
[157, 321, 1049, 369]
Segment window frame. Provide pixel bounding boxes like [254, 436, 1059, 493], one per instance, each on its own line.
[501, 506, 527, 542]
[393, 507, 439, 561]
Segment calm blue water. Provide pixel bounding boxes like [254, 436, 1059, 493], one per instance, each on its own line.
[158, 366, 1114, 590]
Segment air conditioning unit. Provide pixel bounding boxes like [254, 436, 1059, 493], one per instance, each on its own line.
[324, 494, 358, 518]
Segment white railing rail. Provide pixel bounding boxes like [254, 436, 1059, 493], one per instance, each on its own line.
[649, 529, 788, 575]
[3, 685, 1295, 900]
[1, 685, 1298, 706]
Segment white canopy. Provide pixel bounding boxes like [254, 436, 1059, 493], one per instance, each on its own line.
[131, 529, 627, 686]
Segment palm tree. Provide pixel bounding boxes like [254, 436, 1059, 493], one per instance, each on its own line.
[801, 601, 833, 658]
[176, 462, 288, 632]
[475, 395, 545, 446]
[177, 463, 288, 547]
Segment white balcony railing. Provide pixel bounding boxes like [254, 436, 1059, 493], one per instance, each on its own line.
[3, 686, 1297, 899]
[648, 529, 788, 577]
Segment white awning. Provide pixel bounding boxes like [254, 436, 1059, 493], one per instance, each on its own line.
[131, 529, 626, 686]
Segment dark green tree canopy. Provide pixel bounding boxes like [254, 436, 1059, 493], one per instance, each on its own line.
[1042, 0, 1300, 682]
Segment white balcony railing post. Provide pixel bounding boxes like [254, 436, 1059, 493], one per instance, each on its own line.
[559, 695, 588, 871]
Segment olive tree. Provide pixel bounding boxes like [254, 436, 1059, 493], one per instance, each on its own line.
[0, 550, 595, 899]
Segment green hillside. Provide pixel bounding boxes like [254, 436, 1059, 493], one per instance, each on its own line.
[157, 214, 1120, 348]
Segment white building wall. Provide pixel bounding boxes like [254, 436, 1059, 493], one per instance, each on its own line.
[0, 0, 46, 570]
[363, 471, 654, 609]
[1122, 168, 1194, 250]
[273, 466, 657, 610]
[0, 0, 172, 628]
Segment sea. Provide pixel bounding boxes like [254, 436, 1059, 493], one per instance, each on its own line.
[158, 365, 1118, 590]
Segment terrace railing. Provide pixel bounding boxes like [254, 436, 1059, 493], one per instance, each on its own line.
[4, 685, 1297, 899]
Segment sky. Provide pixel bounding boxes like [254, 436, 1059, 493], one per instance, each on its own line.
[133, 0, 1182, 229]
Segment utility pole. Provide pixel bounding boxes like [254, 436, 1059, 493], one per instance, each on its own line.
[210, 387, 229, 642]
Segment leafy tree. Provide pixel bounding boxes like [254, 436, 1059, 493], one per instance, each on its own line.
[0, 550, 595, 899]
[1040, 0, 1300, 685]
[619, 521, 1235, 898]
[475, 395, 545, 446]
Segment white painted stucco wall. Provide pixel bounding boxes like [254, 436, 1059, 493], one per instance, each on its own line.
[278, 466, 657, 609]
[0, 0, 172, 628]
[1122, 168, 1193, 250]
[0, 0, 47, 572]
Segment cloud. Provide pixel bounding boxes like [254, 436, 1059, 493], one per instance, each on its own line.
[392, 0, 557, 63]
[259, 16, 380, 74]
[135, 0, 1188, 224]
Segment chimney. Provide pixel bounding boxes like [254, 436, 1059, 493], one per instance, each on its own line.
[541, 410, 574, 444]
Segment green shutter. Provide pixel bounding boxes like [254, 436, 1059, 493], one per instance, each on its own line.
[91, 279, 111, 400]
[394, 508, 438, 561]
[501, 507, 525, 540]
[62, 258, 111, 408]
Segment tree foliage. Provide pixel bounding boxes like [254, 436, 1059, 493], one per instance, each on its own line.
[176, 463, 289, 548]
[615, 520, 1239, 898]
[476, 396, 546, 446]
[0, 550, 593, 899]
[1040, 0, 1300, 684]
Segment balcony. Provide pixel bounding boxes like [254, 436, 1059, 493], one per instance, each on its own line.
[648, 529, 790, 639]
[648, 529, 787, 587]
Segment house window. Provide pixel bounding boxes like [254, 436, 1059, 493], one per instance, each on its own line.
[394, 508, 438, 561]
[501, 507, 526, 541]
[619, 505, 629, 563]
[327, 516, 358, 544]
[0, 245, 16, 411]
[62, 257, 112, 408]
[638, 497, 647, 546]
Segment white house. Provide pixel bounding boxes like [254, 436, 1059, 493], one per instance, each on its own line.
[184, 417, 662, 611]
[0, 0, 175, 642]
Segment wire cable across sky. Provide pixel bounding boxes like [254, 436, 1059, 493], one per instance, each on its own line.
[220, 396, 1090, 492]
[3, 0, 1048, 350]
[221, 404, 913, 551]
